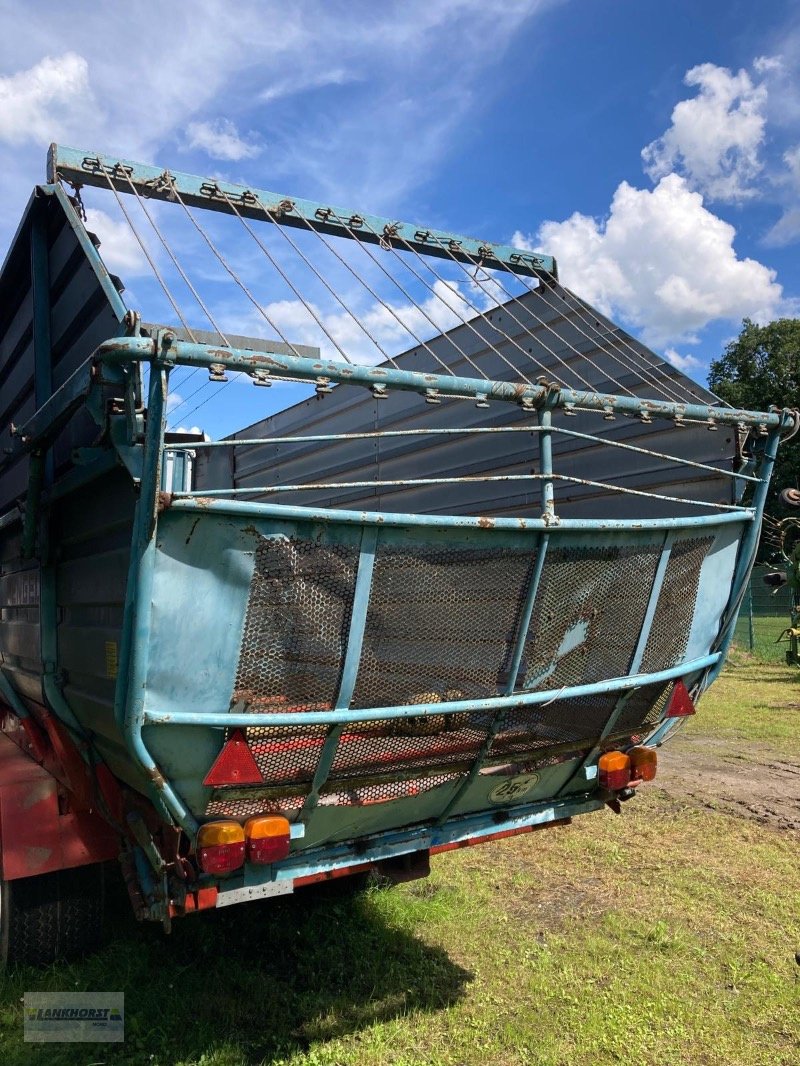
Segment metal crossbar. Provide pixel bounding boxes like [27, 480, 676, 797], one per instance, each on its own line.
[169, 426, 762, 484]
[49, 145, 556, 278]
[48, 143, 732, 432]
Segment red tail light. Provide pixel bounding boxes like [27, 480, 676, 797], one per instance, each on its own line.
[197, 821, 246, 874]
[629, 745, 657, 782]
[245, 815, 291, 864]
[598, 750, 631, 790]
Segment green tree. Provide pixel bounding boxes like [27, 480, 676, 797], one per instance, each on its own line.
[708, 317, 800, 524]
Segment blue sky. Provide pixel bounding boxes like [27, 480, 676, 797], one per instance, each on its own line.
[1, 0, 798, 438]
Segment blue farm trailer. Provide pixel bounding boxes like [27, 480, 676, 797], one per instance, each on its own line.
[0, 145, 794, 964]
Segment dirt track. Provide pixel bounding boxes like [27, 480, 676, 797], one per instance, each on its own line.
[658, 733, 800, 831]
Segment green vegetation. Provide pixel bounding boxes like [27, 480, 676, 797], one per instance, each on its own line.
[733, 611, 791, 662]
[694, 650, 800, 756]
[0, 659, 797, 1066]
[708, 316, 800, 520]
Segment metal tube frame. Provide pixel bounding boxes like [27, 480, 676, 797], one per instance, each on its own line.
[48, 145, 556, 280]
[3, 332, 789, 841]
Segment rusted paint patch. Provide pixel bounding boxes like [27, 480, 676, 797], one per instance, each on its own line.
[477, 516, 495, 529]
[157, 491, 173, 512]
[145, 764, 168, 789]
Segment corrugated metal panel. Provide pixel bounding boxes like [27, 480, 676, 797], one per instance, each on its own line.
[0, 187, 127, 512]
[54, 468, 135, 759]
[198, 286, 736, 520]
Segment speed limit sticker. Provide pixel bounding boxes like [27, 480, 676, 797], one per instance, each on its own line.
[488, 773, 540, 803]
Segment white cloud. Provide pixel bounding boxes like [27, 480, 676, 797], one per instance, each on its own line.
[517, 174, 783, 346]
[764, 144, 800, 244]
[260, 68, 356, 104]
[0, 52, 97, 145]
[84, 207, 149, 276]
[764, 206, 800, 246]
[641, 61, 769, 203]
[0, 1, 552, 210]
[664, 348, 701, 372]
[184, 119, 262, 162]
[223, 276, 480, 367]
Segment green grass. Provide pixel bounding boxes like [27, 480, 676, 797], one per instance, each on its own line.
[732, 612, 793, 662]
[687, 649, 800, 756]
[1, 661, 798, 1066]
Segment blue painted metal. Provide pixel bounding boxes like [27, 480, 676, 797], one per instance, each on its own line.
[646, 427, 784, 749]
[94, 335, 791, 431]
[707, 426, 783, 676]
[167, 494, 753, 532]
[142, 652, 720, 733]
[505, 534, 550, 695]
[2, 331, 789, 484]
[48, 145, 556, 280]
[117, 354, 199, 831]
[301, 525, 379, 816]
[538, 408, 556, 520]
[1, 147, 792, 920]
[243, 791, 605, 888]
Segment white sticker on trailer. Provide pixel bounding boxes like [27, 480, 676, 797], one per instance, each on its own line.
[216, 880, 294, 908]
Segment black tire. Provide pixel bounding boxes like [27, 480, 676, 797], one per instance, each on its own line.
[0, 863, 105, 967]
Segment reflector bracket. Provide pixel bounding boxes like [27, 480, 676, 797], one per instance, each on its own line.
[203, 729, 263, 786]
[665, 680, 696, 718]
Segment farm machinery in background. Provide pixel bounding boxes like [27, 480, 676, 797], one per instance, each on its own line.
[764, 488, 800, 666]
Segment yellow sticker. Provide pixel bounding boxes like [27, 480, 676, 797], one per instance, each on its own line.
[105, 641, 119, 679]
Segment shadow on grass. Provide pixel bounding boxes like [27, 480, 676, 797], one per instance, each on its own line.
[0, 872, 472, 1066]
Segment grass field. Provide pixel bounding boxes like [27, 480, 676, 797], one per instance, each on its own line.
[733, 612, 794, 662]
[0, 658, 797, 1066]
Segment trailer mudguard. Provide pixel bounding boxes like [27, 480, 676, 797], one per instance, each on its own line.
[0, 733, 118, 880]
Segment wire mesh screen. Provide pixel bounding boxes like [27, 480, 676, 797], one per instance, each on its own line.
[215, 531, 703, 814]
[521, 543, 662, 690]
[488, 682, 671, 768]
[640, 537, 714, 673]
[319, 771, 464, 808]
[233, 535, 358, 712]
[490, 694, 619, 764]
[351, 543, 539, 710]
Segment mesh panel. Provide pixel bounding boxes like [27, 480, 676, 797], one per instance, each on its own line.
[490, 694, 618, 763]
[215, 532, 688, 820]
[320, 771, 462, 806]
[521, 543, 661, 691]
[328, 714, 489, 779]
[488, 683, 671, 766]
[206, 792, 306, 819]
[640, 537, 714, 673]
[233, 535, 358, 712]
[615, 683, 671, 736]
[351, 543, 537, 710]
[245, 723, 329, 786]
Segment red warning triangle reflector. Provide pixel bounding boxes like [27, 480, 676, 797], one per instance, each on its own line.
[203, 729, 263, 787]
[665, 680, 696, 718]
